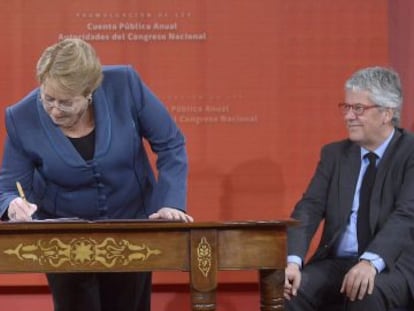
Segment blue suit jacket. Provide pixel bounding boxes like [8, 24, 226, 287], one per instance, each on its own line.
[0, 65, 188, 220]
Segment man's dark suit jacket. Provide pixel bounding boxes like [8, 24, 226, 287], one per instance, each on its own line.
[288, 127, 414, 296]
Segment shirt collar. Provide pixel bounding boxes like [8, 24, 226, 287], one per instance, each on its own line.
[360, 128, 395, 160]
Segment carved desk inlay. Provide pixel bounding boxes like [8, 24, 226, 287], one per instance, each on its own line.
[197, 236, 212, 277]
[4, 237, 162, 268]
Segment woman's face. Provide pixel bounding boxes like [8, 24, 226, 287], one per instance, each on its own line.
[40, 80, 91, 129]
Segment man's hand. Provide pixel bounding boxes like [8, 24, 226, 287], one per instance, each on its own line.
[149, 207, 194, 223]
[340, 260, 377, 301]
[284, 262, 302, 300]
[8, 197, 37, 221]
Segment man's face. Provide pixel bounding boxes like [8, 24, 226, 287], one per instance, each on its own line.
[343, 90, 392, 150]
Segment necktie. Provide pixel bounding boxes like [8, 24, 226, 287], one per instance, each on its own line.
[357, 152, 378, 254]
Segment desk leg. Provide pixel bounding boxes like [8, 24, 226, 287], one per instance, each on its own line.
[259, 269, 285, 310]
[190, 229, 218, 311]
[190, 288, 216, 311]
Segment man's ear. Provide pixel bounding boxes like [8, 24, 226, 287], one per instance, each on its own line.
[383, 108, 394, 124]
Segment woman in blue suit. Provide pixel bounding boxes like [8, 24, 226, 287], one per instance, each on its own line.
[0, 38, 193, 311]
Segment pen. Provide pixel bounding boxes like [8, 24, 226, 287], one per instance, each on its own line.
[16, 181, 26, 201]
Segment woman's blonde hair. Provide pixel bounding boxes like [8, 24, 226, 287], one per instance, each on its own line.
[36, 38, 103, 96]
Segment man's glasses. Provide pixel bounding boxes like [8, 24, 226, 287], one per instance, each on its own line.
[338, 103, 380, 116]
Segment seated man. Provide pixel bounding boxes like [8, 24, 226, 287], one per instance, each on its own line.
[284, 67, 414, 311]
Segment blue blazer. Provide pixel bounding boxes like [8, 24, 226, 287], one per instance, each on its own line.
[0, 65, 188, 220]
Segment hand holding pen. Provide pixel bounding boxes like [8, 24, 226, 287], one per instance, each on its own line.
[7, 182, 37, 221]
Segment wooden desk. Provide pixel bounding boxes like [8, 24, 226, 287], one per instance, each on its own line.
[0, 220, 292, 310]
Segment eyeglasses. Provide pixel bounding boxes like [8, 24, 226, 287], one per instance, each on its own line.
[40, 92, 88, 113]
[338, 103, 380, 116]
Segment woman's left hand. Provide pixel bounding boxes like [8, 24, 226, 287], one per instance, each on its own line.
[149, 207, 194, 223]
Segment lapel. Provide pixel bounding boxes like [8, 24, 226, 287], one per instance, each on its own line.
[37, 86, 111, 167]
[369, 129, 402, 228]
[91, 87, 111, 158]
[338, 142, 361, 224]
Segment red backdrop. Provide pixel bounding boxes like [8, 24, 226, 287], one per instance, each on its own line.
[0, 0, 392, 289]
